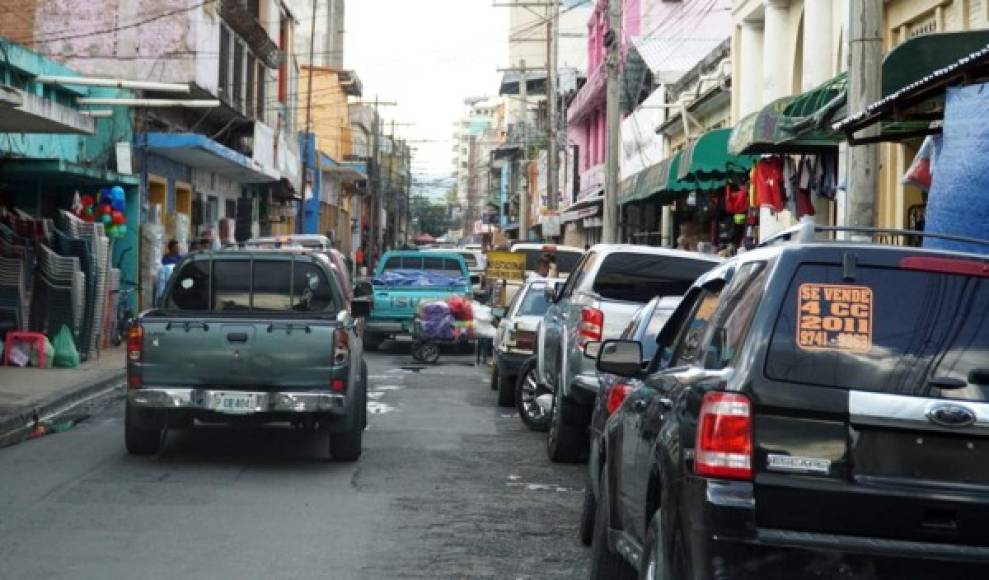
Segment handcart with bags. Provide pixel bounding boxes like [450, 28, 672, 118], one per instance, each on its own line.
[411, 296, 495, 364]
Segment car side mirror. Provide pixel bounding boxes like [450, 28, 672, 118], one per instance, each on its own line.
[351, 298, 372, 318]
[491, 307, 506, 320]
[583, 341, 601, 360]
[596, 340, 643, 377]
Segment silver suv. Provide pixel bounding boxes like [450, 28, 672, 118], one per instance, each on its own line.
[537, 244, 722, 462]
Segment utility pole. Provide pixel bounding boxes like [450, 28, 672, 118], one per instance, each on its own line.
[602, 0, 622, 243]
[845, 0, 882, 230]
[546, 0, 559, 213]
[297, 0, 318, 234]
[518, 59, 529, 242]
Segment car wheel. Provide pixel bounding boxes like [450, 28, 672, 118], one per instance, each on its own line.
[589, 471, 636, 580]
[640, 509, 690, 580]
[496, 369, 515, 407]
[516, 359, 551, 431]
[364, 333, 382, 351]
[579, 483, 596, 546]
[547, 387, 588, 463]
[124, 404, 162, 456]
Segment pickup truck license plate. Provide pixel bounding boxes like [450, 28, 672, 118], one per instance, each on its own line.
[213, 393, 257, 414]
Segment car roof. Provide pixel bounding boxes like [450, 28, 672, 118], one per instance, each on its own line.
[586, 244, 724, 264]
[510, 243, 583, 254]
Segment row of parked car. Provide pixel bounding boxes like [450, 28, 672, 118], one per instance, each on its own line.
[492, 223, 989, 579]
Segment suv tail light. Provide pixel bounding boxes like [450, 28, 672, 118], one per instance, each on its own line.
[515, 330, 537, 351]
[578, 307, 604, 346]
[127, 325, 143, 363]
[606, 383, 635, 415]
[695, 392, 752, 481]
[333, 328, 350, 365]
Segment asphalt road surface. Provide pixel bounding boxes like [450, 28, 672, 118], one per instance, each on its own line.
[0, 344, 590, 580]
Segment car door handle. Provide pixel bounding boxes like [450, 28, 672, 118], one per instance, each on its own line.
[226, 332, 248, 343]
[657, 397, 673, 410]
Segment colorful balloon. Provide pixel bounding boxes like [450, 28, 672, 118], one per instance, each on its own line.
[115, 224, 127, 237]
[111, 211, 125, 225]
[81, 195, 94, 208]
[101, 213, 112, 224]
[111, 186, 125, 201]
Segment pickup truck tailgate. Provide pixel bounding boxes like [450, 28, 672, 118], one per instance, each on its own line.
[140, 317, 337, 389]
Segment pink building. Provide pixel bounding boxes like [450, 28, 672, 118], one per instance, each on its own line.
[567, 0, 641, 201]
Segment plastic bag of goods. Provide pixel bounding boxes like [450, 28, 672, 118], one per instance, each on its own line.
[448, 295, 474, 322]
[902, 135, 940, 192]
[8, 340, 31, 367]
[418, 300, 451, 323]
[30, 337, 55, 368]
[471, 302, 493, 324]
[52, 325, 81, 368]
[421, 314, 456, 340]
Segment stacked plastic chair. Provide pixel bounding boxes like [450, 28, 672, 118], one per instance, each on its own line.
[59, 212, 110, 359]
[0, 256, 28, 332]
[33, 243, 84, 342]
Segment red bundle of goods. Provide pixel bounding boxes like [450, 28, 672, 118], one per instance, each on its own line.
[447, 295, 474, 322]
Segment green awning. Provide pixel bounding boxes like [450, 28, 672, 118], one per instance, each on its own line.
[728, 73, 848, 155]
[834, 31, 989, 143]
[620, 152, 722, 205]
[678, 128, 755, 181]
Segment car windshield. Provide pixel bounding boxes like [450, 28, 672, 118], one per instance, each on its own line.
[517, 284, 552, 317]
[766, 263, 989, 402]
[593, 253, 717, 302]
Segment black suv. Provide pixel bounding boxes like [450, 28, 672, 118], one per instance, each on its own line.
[588, 228, 989, 580]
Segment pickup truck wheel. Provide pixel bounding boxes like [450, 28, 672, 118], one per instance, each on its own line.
[640, 509, 690, 580]
[589, 471, 636, 580]
[547, 389, 588, 463]
[125, 404, 163, 456]
[516, 359, 551, 432]
[330, 427, 363, 461]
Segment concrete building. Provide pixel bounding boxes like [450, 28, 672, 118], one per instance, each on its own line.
[451, 97, 507, 240]
[507, 0, 592, 72]
[730, 0, 988, 236]
[298, 65, 365, 251]
[0, 0, 304, 304]
[289, 0, 346, 69]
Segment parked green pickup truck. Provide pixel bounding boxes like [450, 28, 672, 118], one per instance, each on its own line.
[364, 250, 472, 349]
[125, 251, 369, 461]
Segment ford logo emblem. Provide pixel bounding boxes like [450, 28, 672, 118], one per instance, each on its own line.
[926, 403, 977, 428]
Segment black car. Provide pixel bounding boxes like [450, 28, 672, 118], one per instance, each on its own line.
[579, 295, 681, 546]
[588, 228, 989, 580]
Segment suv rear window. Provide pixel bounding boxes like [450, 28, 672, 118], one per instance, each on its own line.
[517, 249, 583, 273]
[767, 264, 989, 402]
[382, 256, 463, 274]
[593, 253, 717, 303]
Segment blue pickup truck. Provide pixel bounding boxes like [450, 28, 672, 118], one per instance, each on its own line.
[363, 250, 472, 349]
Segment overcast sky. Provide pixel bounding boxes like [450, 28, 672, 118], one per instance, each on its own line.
[345, 1, 509, 199]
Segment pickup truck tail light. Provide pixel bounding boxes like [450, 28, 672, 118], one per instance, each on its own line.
[606, 383, 635, 415]
[578, 307, 604, 347]
[127, 325, 143, 363]
[333, 328, 350, 366]
[695, 392, 752, 481]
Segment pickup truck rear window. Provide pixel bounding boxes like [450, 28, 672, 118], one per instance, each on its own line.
[593, 253, 718, 303]
[166, 259, 339, 314]
[382, 256, 463, 274]
[517, 249, 583, 274]
[766, 264, 989, 402]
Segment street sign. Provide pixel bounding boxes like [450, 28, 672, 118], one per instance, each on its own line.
[485, 251, 526, 282]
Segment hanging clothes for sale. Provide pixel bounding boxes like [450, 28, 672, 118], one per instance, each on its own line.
[753, 157, 785, 213]
[819, 153, 838, 199]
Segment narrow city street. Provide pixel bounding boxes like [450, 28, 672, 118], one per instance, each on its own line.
[0, 345, 590, 580]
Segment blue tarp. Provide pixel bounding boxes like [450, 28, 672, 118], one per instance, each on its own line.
[925, 84, 989, 254]
[373, 269, 467, 288]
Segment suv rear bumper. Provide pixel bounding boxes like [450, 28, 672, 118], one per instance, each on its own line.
[128, 388, 346, 414]
[681, 476, 989, 578]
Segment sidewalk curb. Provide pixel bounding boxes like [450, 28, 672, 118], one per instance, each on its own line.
[0, 371, 125, 449]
